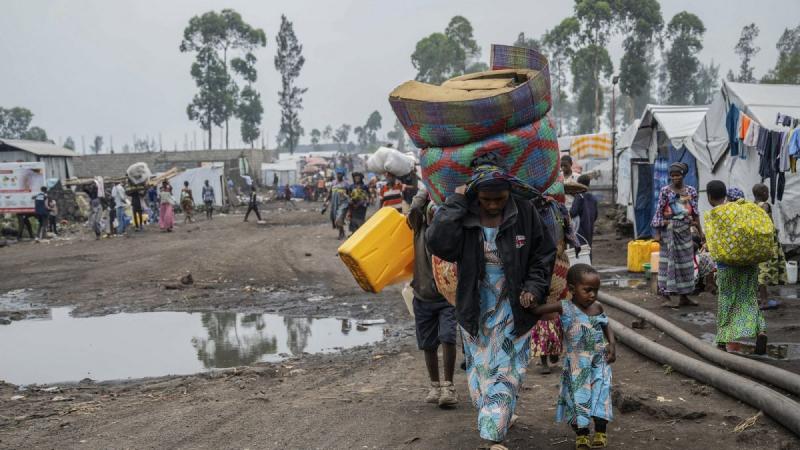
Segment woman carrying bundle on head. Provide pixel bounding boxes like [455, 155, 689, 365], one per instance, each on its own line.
[427, 153, 556, 449]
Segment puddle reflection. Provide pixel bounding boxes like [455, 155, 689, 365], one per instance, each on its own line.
[0, 309, 384, 385]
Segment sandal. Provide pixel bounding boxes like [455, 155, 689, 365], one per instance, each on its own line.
[591, 432, 608, 448]
[576, 435, 592, 449]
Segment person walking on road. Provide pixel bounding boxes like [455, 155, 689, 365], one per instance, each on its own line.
[159, 180, 175, 232]
[180, 181, 194, 224]
[128, 186, 145, 232]
[408, 189, 458, 408]
[427, 154, 556, 448]
[244, 185, 262, 222]
[202, 180, 215, 220]
[32, 187, 48, 240]
[111, 181, 128, 235]
[651, 162, 703, 308]
[147, 185, 159, 224]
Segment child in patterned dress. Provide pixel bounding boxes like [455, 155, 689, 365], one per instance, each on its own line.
[530, 264, 616, 449]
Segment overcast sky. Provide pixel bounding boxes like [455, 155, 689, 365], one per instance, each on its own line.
[1, 0, 799, 153]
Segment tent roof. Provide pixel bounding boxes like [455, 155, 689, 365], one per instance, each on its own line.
[691, 80, 800, 170]
[640, 104, 708, 142]
[0, 139, 77, 157]
[725, 81, 800, 125]
[616, 119, 640, 150]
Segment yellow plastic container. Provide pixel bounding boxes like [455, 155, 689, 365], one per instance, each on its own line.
[338, 207, 415, 293]
[627, 240, 653, 273]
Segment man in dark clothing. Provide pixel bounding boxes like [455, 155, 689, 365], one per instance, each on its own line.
[17, 214, 35, 240]
[127, 186, 145, 231]
[32, 186, 48, 240]
[146, 185, 159, 223]
[408, 189, 458, 408]
[244, 185, 262, 222]
[570, 174, 599, 251]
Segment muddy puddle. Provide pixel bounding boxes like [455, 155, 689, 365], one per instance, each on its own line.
[0, 308, 385, 385]
[601, 277, 648, 289]
[699, 333, 800, 360]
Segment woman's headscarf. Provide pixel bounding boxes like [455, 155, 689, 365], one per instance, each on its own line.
[669, 162, 689, 176]
[465, 153, 539, 200]
[727, 187, 745, 202]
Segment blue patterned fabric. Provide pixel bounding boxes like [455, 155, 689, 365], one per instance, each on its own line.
[462, 226, 530, 442]
[556, 299, 613, 428]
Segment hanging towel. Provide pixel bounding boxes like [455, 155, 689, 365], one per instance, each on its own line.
[726, 104, 740, 157]
[744, 121, 759, 147]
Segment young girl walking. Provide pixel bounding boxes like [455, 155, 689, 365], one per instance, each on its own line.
[530, 264, 616, 449]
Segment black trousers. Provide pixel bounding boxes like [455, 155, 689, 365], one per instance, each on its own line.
[244, 204, 261, 221]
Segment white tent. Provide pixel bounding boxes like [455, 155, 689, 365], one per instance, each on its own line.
[168, 166, 225, 206]
[691, 80, 800, 245]
[261, 160, 299, 187]
[615, 105, 709, 237]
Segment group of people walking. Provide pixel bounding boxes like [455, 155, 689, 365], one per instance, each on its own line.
[406, 153, 613, 449]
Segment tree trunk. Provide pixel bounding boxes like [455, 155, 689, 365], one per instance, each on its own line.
[226, 121, 229, 150]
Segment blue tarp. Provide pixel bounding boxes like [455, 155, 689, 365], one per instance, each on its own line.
[637, 144, 698, 238]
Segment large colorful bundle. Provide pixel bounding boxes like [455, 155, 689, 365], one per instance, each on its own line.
[389, 49, 551, 148]
[704, 199, 774, 266]
[419, 116, 559, 204]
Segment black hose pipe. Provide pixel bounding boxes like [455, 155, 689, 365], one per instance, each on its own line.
[599, 292, 800, 396]
[609, 318, 800, 436]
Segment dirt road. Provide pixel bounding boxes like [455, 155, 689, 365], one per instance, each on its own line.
[0, 206, 797, 449]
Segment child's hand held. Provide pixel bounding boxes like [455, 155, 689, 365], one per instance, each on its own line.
[519, 291, 535, 308]
[606, 343, 616, 364]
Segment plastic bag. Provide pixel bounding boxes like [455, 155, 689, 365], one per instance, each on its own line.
[367, 147, 415, 177]
[126, 163, 152, 185]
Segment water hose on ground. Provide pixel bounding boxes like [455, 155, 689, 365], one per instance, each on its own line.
[609, 318, 800, 436]
[599, 292, 800, 396]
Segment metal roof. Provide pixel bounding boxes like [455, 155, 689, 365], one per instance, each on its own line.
[0, 139, 77, 157]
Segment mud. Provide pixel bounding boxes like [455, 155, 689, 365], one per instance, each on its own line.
[0, 205, 797, 449]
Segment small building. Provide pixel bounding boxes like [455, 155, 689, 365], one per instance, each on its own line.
[0, 139, 77, 181]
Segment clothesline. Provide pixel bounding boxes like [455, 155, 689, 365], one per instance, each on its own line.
[727, 104, 800, 204]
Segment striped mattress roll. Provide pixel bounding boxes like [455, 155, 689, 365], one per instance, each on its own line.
[419, 115, 560, 205]
[389, 46, 552, 148]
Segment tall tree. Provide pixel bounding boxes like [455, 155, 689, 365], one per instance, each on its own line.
[63, 137, 76, 150]
[187, 48, 230, 149]
[322, 125, 333, 143]
[513, 32, 541, 50]
[21, 126, 48, 142]
[310, 128, 321, 149]
[364, 110, 382, 148]
[274, 15, 307, 155]
[180, 9, 266, 149]
[694, 60, 721, 105]
[386, 119, 406, 152]
[353, 126, 367, 150]
[571, 45, 613, 133]
[572, 0, 615, 132]
[762, 25, 800, 84]
[614, 0, 663, 121]
[734, 23, 760, 83]
[411, 33, 464, 84]
[664, 11, 706, 104]
[0, 107, 33, 139]
[333, 124, 351, 151]
[233, 52, 263, 148]
[90, 136, 103, 154]
[412, 16, 484, 83]
[543, 17, 580, 135]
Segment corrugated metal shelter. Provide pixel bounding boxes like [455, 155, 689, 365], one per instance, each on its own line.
[0, 139, 76, 181]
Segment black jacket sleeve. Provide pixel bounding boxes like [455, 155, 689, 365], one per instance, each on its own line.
[570, 194, 583, 219]
[524, 203, 557, 304]
[426, 193, 468, 263]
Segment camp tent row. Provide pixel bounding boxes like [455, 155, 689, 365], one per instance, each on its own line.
[615, 80, 800, 246]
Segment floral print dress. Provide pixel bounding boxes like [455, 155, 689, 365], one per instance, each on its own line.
[555, 300, 613, 428]
[461, 226, 531, 442]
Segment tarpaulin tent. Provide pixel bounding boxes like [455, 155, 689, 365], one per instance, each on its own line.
[261, 160, 298, 187]
[168, 166, 225, 206]
[616, 105, 709, 238]
[692, 80, 800, 245]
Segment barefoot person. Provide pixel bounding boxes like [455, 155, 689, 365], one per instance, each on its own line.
[651, 162, 704, 308]
[427, 154, 555, 448]
[530, 264, 616, 449]
[408, 189, 458, 408]
[752, 183, 788, 309]
[706, 181, 768, 354]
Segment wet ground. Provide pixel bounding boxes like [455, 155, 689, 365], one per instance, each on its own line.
[0, 204, 798, 449]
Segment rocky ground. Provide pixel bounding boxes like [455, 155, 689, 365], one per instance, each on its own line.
[0, 202, 798, 449]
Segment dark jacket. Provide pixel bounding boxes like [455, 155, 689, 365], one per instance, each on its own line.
[426, 193, 556, 337]
[409, 191, 446, 303]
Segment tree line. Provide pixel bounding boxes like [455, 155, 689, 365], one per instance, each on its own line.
[410, 4, 800, 136]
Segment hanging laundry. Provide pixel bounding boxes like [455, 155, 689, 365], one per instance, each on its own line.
[739, 112, 751, 140]
[744, 120, 759, 147]
[726, 104, 741, 157]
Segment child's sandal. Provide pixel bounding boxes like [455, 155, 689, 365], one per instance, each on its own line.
[575, 435, 592, 449]
[591, 432, 608, 448]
